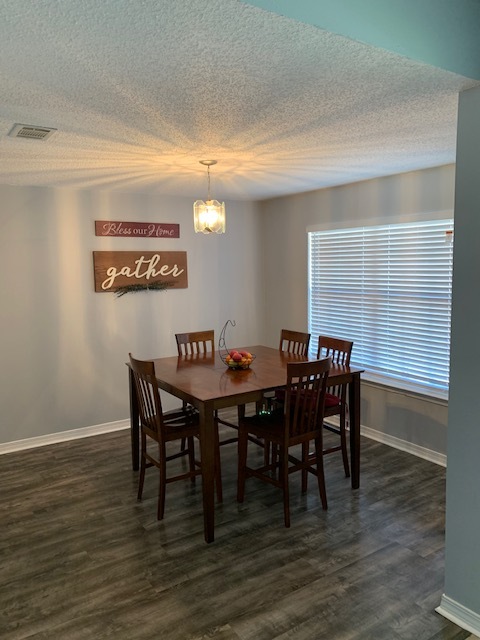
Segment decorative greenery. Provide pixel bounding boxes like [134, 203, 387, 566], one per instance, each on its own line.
[114, 280, 173, 297]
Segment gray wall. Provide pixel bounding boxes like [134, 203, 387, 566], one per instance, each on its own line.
[443, 85, 480, 618]
[1, 166, 454, 457]
[1, 167, 455, 460]
[259, 164, 455, 458]
[0, 186, 264, 444]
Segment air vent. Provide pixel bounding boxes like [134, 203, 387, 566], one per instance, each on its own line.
[8, 123, 57, 140]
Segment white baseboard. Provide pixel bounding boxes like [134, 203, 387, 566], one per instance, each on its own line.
[323, 418, 447, 467]
[0, 419, 130, 455]
[437, 594, 480, 637]
[360, 424, 446, 467]
[1, 417, 446, 468]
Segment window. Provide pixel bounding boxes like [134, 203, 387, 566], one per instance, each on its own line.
[308, 219, 454, 398]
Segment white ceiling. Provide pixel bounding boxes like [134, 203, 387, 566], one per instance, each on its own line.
[0, 0, 478, 201]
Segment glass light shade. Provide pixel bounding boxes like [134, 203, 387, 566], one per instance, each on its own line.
[193, 199, 226, 234]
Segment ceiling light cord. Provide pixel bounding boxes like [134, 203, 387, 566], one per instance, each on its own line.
[207, 164, 211, 201]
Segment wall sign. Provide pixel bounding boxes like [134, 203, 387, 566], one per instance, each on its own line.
[93, 251, 188, 292]
[95, 220, 180, 238]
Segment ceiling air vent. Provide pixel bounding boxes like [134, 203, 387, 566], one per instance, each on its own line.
[8, 123, 57, 140]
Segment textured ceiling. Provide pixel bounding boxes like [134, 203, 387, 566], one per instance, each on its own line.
[0, 0, 478, 201]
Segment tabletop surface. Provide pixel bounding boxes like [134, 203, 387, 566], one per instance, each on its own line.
[151, 345, 363, 404]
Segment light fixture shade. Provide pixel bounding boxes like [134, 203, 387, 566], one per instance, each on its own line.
[193, 199, 226, 234]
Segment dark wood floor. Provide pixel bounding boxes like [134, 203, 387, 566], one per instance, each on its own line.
[0, 409, 470, 640]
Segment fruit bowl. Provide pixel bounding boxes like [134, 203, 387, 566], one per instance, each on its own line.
[221, 349, 256, 370]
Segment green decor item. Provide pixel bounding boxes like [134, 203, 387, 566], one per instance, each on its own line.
[114, 281, 173, 297]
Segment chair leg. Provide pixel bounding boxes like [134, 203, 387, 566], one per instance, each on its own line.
[254, 400, 271, 466]
[314, 436, 328, 510]
[263, 439, 271, 466]
[137, 432, 147, 501]
[301, 441, 309, 493]
[157, 443, 167, 520]
[237, 428, 248, 503]
[271, 443, 278, 478]
[180, 401, 189, 451]
[340, 411, 350, 478]
[187, 436, 196, 483]
[214, 425, 223, 503]
[280, 446, 290, 528]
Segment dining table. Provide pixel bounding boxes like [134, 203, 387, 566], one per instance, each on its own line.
[128, 345, 363, 543]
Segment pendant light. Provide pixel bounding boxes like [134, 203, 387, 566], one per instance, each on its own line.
[193, 160, 226, 234]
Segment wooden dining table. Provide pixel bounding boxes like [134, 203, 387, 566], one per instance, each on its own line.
[128, 345, 363, 543]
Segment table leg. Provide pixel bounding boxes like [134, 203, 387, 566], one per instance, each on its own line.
[128, 366, 140, 471]
[349, 373, 361, 489]
[199, 401, 216, 543]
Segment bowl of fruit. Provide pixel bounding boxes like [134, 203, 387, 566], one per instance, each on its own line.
[221, 349, 256, 370]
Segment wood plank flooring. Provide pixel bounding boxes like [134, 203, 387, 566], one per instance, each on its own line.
[0, 408, 471, 640]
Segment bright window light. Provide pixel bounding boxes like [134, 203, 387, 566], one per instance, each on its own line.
[308, 219, 454, 398]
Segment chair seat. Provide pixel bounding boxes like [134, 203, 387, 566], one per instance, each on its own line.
[164, 405, 198, 421]
[163, 411, 200, 441]
[324, 392, 341, 408]
[241, 409, 285, 440]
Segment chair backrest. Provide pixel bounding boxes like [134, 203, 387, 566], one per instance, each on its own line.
[284, 357, 331, 438]
[279, 329, 310, 356]
[175, 330, 215, 356]
[129, 353, 164, 439]
[316, 335, 353, 400]
[316, 335, 353, 365]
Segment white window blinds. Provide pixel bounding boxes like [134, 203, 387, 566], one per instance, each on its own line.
[308, 219, 454, 397]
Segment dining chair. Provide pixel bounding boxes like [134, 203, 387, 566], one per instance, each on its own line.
[271, 329, 311, 405]
[175, 328, 239, 440]
[175, 330, 215, 420]
[175, 330, 235, 502]
[260, 329, 312, 463]
[129, 353, 211, 520]
[261, 329, 311, 409]
[175, 330, 215, 356]
[237, 357, 331, 528]
[279, 328, 311, 355]
[175, 329, 215, 420]
[302, 335, 354, 482]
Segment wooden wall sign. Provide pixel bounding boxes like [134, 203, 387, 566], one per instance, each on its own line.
[93, 251, 188, 292]
[95, 220, 180, 238]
